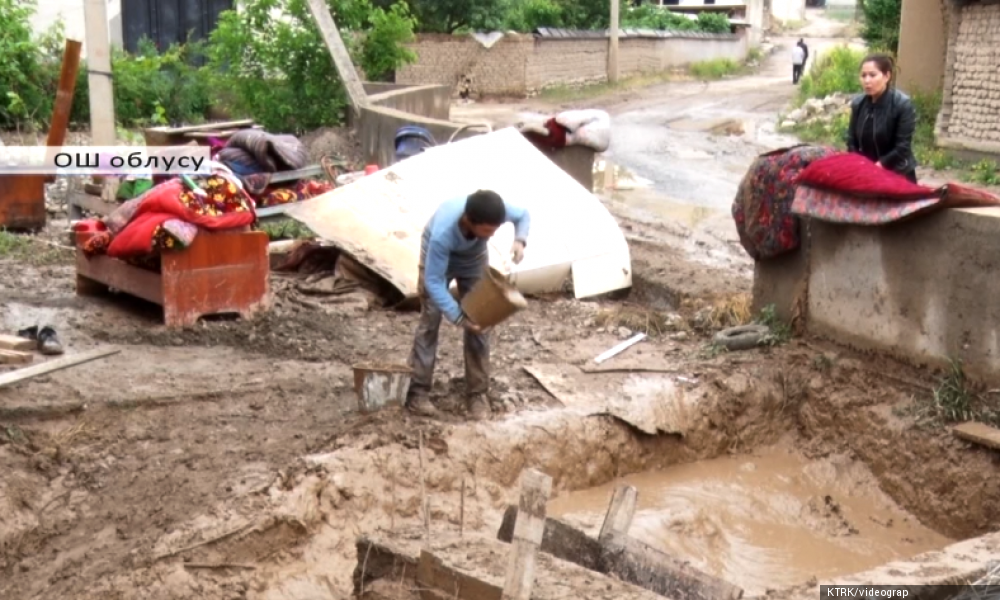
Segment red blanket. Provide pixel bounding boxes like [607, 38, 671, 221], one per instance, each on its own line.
[107, 179, 255, 258]
[794, 152, 939, 200]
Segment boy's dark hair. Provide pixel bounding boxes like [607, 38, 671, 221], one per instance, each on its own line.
[465, 190, 506, 225]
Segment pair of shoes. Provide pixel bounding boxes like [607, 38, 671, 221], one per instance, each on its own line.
[466, 394, 491, 421]
[405, 394, 441, 417]
[17, 325, 64, 356]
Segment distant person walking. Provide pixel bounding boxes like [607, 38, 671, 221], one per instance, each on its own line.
[797, 38, 810, 65]
[792, 41, 807, 85]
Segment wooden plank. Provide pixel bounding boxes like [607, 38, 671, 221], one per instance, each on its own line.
[306, 0, 368, 120]
[502, 468, 552, 600]
[0, 350, 33, 365]
[496, 505, 603, 572]
[0, 348, 120, 389]
[599, 536, 744, 600]
[44, 39, 83, 184]
[496, 499, 744, 600]
[598, 485, 638, 543]
[953, 422, 1000, 451]
[418, 550, 503, 600]
[0, 335, 35, 352]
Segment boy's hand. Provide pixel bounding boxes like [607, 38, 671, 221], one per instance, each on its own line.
[511, 240, 526, 264]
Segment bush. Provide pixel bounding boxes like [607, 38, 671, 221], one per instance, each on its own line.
[696, 12, 731, 34]
[861, 0, 902, 54]
[504, 0, 565, 31]
[0, 0, 56, 129]
[797, 45, 865, 104]
[618, 4, 729, 33]
[108, 40, 213, 127]
[208, 0, 417, 133]
[360, 3, 418, 81]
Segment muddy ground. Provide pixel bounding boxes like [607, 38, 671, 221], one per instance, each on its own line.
[2, 11, 1000, 600]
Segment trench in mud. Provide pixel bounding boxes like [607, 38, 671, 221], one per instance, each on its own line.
[163, 363, 1000, 600]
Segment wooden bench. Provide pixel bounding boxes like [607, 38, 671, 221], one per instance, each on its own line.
[75, 230, 270, 328]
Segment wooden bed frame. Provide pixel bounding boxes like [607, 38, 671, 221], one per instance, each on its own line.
[75, 230, 270, 328]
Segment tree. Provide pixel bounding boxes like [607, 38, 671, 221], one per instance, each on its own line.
[406, 0, 509, 32]
[860, 0, 901, 53]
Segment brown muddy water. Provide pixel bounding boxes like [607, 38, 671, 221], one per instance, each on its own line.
[548, 447, 954, 595]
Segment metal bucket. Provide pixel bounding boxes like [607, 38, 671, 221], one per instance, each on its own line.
[352, 362, 413, 413]
[460, 267, 528, 329]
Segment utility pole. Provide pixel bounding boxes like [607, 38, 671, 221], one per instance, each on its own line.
[83, 0, 116, 186]
[609, 0, 620, 84]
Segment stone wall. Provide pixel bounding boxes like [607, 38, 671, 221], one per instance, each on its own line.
[936, 0, 1000, 154]
[396, 31, 749, 97]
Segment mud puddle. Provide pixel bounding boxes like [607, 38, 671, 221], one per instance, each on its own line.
[548, 448, 954, 595]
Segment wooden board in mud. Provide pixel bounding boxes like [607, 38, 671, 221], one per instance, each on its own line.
[355, 536, 671, 600]
[496, 504, 744, 600]
[952, 422, 1000, 451]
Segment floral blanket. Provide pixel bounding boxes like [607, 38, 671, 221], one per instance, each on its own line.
[731, 144, 838, 260]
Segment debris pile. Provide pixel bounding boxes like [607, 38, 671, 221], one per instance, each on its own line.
[779, 92, 852, 129]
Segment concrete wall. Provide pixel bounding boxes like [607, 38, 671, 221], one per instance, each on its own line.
[897, 0, 947, 94]
[355, 84, 459, 166]
[753, 208, 1000, 383]
[936, 0, 1000, 154]
[396, 31, 749, 96]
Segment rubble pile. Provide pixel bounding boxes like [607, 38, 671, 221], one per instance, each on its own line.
[779, 92, 852, 129]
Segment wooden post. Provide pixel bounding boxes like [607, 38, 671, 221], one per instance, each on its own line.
[45, 38, 83, 183]
[306, 0, 369, 121]
[501, 468, 552, 600]
[609, 0, 620, 84]
[83, 0, 116, 188]
[598, 485, 638, 543]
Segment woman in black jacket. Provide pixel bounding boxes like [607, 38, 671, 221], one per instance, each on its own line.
[845, 54, 919, 183]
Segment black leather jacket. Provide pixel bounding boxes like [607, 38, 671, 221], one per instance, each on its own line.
[846, 88, 918, 177]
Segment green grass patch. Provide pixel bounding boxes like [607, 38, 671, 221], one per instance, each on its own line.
[896, 359, 1000, 428]
[0, 230, 70, 265]
[0, 230, 32, 257]
[689, 58, 742, 80]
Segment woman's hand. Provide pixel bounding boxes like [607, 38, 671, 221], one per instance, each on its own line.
[875, 161, 883, 169]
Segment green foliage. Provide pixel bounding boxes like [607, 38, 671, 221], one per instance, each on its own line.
[108, 40, 213, 127]
[618, 3, 730, 33]
[361, 3, 418, 81]
[860, 0, 901, 54]
[797, 45, 865, 104]
[208, 0, 417, 133]
[756, 303, 791, 346]
[967, 159, 999, 186]
[696, 12, 731, 34]
[0, 0, 56, 128]
[689, 58, 740, 80]
[503, 0, 565, 31]
[408, 0, 509, 32]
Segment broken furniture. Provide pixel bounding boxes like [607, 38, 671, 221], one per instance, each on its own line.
[75, 230, 270, 328]
[0, 39, 82, 230]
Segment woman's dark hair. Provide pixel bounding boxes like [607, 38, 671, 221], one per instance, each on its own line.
[465, 189, 506, 225]
[860, 53, 895, 80]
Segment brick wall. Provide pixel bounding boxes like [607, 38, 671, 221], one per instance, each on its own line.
[396, 31, 748, 97]
[937, 0, 1000, 152]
